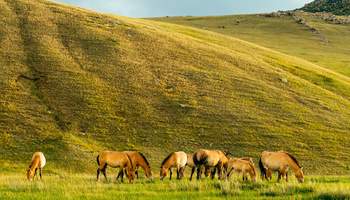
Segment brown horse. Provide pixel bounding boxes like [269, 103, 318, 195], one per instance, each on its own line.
[160, 151, 187, 180]
[259, 151, 304, 183]
[193, 149, 229, 180]
[116, 151, 152, 180]
[96, 151, 135, 183]
[226, 158, 257, 182]
[27, 152, 46, 181]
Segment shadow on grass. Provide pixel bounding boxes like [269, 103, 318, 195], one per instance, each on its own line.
[314, 193, 350, 200]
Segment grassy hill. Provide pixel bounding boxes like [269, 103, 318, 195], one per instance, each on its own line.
[1, 0, 350, 175]
[153, 12, 350, 77]
[301, 0, 350, 16]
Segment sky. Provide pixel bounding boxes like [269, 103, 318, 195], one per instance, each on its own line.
[54, 0, 314, 18]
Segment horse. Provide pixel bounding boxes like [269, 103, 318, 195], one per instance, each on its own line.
[116, 151, 152, 180]
[26, 152, 46, 181]
[96, 151, 135, 183]
[226, 158, 257, 182]
[193, 149, 229, 180]
[160, 151, 187, 180]
[259, 151, 304, 183]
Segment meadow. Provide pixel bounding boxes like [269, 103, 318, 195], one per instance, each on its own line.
[0, 173, 350, 200]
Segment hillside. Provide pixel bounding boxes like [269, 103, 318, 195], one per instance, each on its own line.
[301, 0, 350, 16]
[1, 0, 350, 174]
[153, 12, 350, 77]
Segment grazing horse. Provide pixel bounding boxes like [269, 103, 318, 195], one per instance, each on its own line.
[160, 151, 187, 180]
[27, 152, 46, 181]
[193, 149, 229, 180]
[226, 158, 257, 182]
[96, 151, 135, 183]
[259, 151, 304, 183]
[116, 151, 153, 180]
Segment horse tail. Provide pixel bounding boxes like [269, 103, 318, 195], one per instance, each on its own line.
[193, 151, 207, 166]
[193, 152, 201, 166]
[249, 162, 257, 176]
[96, 155, 100, 166]
[283, 151, 302, 168]
[126, 154, 134, 169]
[258, 157, 266, 179]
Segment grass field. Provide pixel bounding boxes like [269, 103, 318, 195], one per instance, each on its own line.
[1, 173, 350, 199]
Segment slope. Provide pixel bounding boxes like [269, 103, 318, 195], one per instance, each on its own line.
[0, 0, 350, 174]
[153, 12, 350, 77]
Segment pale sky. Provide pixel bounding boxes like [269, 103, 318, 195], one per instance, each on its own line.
[54, 0, 313, 18]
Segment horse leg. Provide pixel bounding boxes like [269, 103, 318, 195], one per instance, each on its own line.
[176, 167, 180, 180]
[97, 168, 101, 181]
[34, 168, 38, 180]
[217, 163, 224, 180]
[39, 168, 42, 180]
[211, 168, 217, 180]
[190, 167, 195, 181]
[120, 168, 125, 183]
[116, 169, 123, 182]
[226, 168, 233, 179]
[285, 172, 289, 182]
[169, 168, 173, 180]
[266, 169, 272, 181]
[180, 167, 185, 179]
[135, 167, 139, 179]
[196, 166, 202, 180]
[243, 173, 246, 181]
[102, 166, 108, 182]
[277, 172, 282, 182]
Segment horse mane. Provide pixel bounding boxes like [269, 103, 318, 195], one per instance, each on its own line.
[248, 162, 257, 176]
[126, 154, 133, 168]
[161, 152, 174, 166]
[138, 152, 150, 167]
[284, 152, 302, 168]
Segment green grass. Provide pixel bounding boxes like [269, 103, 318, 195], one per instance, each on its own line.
[1, 173, 350, 199]
[0, 0, 350, 175]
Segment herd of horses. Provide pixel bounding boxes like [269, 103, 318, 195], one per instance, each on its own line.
[27, 150, 304, 183]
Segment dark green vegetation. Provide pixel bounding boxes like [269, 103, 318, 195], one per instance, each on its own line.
[0, 175, 350, 199]
[301, 0, 350, 16]
[1, 0, 350, 176]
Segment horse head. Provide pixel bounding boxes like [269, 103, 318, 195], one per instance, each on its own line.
[126, 167, 135, 183]
[295, 167, 304, 183]
[26, 166, 34, 181]
[159, 166, 167, 181]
